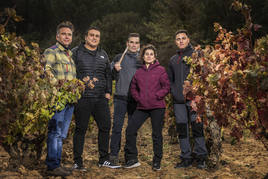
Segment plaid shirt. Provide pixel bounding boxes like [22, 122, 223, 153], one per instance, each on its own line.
[44, 42, 76, 83]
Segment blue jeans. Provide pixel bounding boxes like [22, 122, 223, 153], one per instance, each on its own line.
[110, 98, 136, 157]
[46, 104, 74, 170]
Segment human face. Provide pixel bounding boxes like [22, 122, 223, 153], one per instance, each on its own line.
[143, 49, 156, 65]
[85, 29, 100, 50]
[56, 27, 73, 47]
[127, 37, 140, 53]
[175, 33, 190, 49]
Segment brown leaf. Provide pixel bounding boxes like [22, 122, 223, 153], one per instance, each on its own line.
[0, 24, 5, 34]
[196, 116, 202, 123]
[88, 80, 95, 89]
[83, 76, 90, 82]
[191, 100, 198, 111]
[92, 77, 98, 82]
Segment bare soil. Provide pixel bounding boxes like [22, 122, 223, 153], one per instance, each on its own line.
[0, 118, 267, 179]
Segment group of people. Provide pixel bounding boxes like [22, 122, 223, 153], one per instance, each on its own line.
[43, 21, 208, 177]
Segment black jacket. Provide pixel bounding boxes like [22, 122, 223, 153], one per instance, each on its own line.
[72, 43, 112, 98]
[167, 45, 194, 104]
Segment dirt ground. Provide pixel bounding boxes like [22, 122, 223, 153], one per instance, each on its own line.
[0, 118, 268, 179]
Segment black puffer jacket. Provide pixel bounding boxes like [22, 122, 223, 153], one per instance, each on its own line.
[72, 43, 112, 98]
[167, 45, 194, 104]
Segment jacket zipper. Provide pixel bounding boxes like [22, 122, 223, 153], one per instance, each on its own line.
[177, 52, 182, 64]
[145, 68, 149, 107]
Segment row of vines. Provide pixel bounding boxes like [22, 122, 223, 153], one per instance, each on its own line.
[0, 0, 267, 171]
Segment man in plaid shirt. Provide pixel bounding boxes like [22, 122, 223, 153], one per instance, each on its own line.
[44, 21, 76, 177]
[44, 30, 76, 83]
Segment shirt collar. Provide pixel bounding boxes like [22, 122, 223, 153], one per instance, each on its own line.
[56, 42, 72, 56]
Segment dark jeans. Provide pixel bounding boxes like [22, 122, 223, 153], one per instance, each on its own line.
[73, 97, 111, 165]
[174, 101, 207, 160]
[110, 98, 136, 157]
[46, 104, 74, 170]
[124, 108, 165, 163]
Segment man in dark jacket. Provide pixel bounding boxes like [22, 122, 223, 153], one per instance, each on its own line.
[72, 26, 113, 170]
[167, 30, 207, 169]
[109, 33, 141, 168]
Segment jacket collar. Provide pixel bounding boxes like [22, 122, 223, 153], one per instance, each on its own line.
[126, 51, 139, 58]
[176, 44, 193, 54]
[79, 42, 102, 55]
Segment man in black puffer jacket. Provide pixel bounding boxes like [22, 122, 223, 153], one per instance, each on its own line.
[168, 30, 207, 169]
[72, 26, 113, 170]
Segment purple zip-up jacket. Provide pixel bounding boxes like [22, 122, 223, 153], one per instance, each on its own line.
[130, 61, 170, 110]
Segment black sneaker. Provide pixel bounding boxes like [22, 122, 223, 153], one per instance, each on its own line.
[47, 167, 71, 176]
[98, 160, 121, 169]
[152, 162, 161, 171]
[72, 163, 87, 171]
[124, 159, 141, 169]
[197, 159, 207, 169]
[174, 159, 192, 168]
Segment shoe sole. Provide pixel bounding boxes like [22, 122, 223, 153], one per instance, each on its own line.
[197, 166, 207, 169]
[62, 167, 73, 172]
[98, 164, 121, 169]
[124, 162, 141, 169]
[104, 165, 121, 169]
[153, 167, 161, 171]
[73, 168, 87, 172]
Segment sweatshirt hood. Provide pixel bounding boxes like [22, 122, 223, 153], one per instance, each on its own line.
[142, 60, 160, 70]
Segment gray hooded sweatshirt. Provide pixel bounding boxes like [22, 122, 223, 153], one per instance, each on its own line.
[111, 51, 141, 100]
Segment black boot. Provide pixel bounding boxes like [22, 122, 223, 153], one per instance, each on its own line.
[174, 159, 192, 168]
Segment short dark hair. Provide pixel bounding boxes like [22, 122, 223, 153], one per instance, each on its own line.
[140, 44, 157, 63]
[127, 33, 140, 41]
[85, 26, 100, 36]
[56, 21, 74, 35]
[175, 29, 189, 38]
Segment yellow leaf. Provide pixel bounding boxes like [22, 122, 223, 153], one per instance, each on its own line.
[24, 122, 34, 134]
[25, 112, 34, 120]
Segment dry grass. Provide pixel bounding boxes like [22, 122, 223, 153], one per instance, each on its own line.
[0, 115, 268, 179]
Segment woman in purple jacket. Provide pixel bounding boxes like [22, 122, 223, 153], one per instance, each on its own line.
[123, 44, 170, 171]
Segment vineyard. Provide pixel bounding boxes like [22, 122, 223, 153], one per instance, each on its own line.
[0, 120, 268, 178]
[0, 0, 267, 178]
